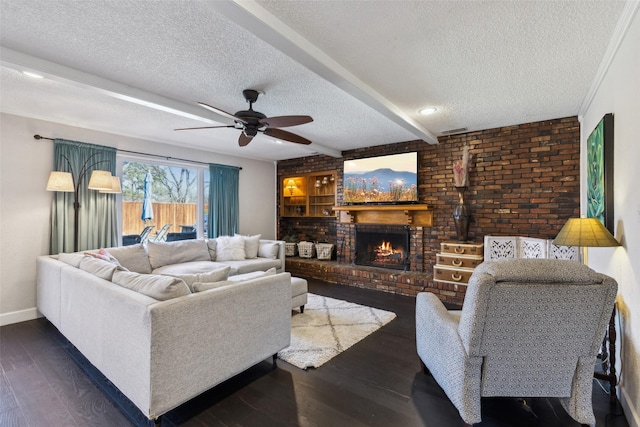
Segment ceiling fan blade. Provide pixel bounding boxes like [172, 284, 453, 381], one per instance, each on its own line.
[238, 133, 253, 147]
[174, 125, 235, 131]
[259, 115, 313, 128]
[264, 128, 312, 145]
[198, 102, 247, 124]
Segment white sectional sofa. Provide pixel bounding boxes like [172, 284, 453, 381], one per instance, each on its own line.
[36, 237, 291, 423]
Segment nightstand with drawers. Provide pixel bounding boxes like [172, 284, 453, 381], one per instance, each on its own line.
[433, 241, 484, 286]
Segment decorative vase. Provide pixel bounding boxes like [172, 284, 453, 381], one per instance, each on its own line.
[453, 187, 470, 242]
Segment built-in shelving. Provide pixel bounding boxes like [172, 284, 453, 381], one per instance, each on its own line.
[281, 170, 337, 218]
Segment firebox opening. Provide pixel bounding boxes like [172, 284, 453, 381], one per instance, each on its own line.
[355, 228, 409, 271]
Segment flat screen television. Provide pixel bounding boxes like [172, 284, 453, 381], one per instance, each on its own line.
[343, 152, 418, 204]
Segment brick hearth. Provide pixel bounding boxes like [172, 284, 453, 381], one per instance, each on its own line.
[285, 257, 465, 306]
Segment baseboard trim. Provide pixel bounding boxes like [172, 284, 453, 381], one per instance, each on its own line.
[621, 386, 640, 427]
[0, 307, 40, 326]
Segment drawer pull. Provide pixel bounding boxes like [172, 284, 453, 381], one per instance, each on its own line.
[454, 247, 465, 254]
[451, 274, 463, 282]
[452, 259, 463, 267]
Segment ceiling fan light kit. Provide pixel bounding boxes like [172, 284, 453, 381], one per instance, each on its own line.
[176, 89, 313, 147]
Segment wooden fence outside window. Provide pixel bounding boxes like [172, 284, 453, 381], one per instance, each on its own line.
[122, 202, 205, 237]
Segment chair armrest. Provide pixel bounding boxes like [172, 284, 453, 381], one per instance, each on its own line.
[416, 292, 483, 424]
[416, 292, 468, 377]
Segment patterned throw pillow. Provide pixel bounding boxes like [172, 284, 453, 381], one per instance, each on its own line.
[84, 248, 120, 265]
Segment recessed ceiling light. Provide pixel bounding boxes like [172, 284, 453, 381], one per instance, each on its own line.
[22, 71, 44, 79]
[419, 107, 437, 115]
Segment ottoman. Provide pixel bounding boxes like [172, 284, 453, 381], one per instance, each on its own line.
[291, 277, 308, 313]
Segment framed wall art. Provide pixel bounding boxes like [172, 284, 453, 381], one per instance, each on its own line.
[586, 113, 614, 234]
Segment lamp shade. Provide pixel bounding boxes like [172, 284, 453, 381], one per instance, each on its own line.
[46, 171, 74, 192]
[99, 176, 122, 194]
[286, 179, 297, 195]
[553, 218, 620, 247]
[87, 170, 113, 190]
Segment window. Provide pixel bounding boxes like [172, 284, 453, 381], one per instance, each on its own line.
[118, 157, 209, 242]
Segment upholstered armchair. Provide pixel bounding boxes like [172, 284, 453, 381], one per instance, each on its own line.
[416, 259, 617, 426]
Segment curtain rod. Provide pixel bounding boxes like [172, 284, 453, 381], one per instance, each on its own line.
[33, 135, 242, 170]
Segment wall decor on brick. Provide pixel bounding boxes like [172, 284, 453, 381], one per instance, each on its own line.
[277, 116, 580, 305]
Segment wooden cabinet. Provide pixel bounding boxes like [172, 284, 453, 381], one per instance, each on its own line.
[281, 170, 337, 217]
[433, 241, 484, 286]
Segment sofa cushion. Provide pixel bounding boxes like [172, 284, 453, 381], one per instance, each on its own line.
[236, 234, 261, 259]
[221, 259, 282, 275]
[162, 266, 231, 292]
[58, 252, 85, 268]
[215, 235, 246, 261]
[192, 280, 235, 292]
[258, 241, 279, 260]
[228, 267, 277, 282]
[147, 239, 210, 270]
[152, 260, 234, 276]
[112, 270, 191, 301]
[107, 244, 152, 274]
[78, 256, 123, 281]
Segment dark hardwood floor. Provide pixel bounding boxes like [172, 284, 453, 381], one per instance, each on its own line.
[0, 278, 629, 427]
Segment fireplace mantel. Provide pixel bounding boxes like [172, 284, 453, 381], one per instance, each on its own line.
[333, 204, 433, 226]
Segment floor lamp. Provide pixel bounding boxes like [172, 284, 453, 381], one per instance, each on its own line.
[552, 217, 621, 402]
[46, 153, 115, 252]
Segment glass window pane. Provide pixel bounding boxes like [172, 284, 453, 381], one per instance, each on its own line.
[121, 160, 201, 242]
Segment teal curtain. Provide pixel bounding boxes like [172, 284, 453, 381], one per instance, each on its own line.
[50, 139, 118, 253]
[208, 164, 239, 238]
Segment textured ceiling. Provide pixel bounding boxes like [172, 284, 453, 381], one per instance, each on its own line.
[0, 0, 627, 161]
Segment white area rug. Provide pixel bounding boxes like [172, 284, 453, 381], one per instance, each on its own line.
[277, 293, 396, 370]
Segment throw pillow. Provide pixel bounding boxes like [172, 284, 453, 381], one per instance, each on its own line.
[192, 280, 235, 292]
[163, 266, 231, 292]
[112, 270, 191, 301]
[258, 241, 279, 260]
[84, 248, 120, 265]
[78, 256, 123, 281]
[236, 234, 261, 259]
[147, 239, 210, 269]
[107, 244, 152, 274]
[215, 235, 246, 261]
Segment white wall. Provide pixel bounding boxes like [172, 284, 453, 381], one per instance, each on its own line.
[0, 113, 277, 325]
[581, 5, 640, 426]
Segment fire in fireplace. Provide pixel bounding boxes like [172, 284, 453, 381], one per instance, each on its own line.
[355, 226, 409, 271]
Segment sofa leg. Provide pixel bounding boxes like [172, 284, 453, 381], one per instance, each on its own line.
[300, 305, 305, 314]
[272, 353, 278, 368]
[154, 415, 162, 426]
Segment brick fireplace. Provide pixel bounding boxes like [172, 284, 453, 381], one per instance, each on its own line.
[354, 225, 409, 271]
[278, 116, 581, 305]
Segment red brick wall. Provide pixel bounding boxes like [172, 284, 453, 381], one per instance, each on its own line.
[277, 117, 580, 302]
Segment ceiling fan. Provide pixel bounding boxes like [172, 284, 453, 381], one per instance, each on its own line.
[175, 89, 313, 147]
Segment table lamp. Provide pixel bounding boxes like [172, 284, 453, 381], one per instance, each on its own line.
[552, 217, 620, 264]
